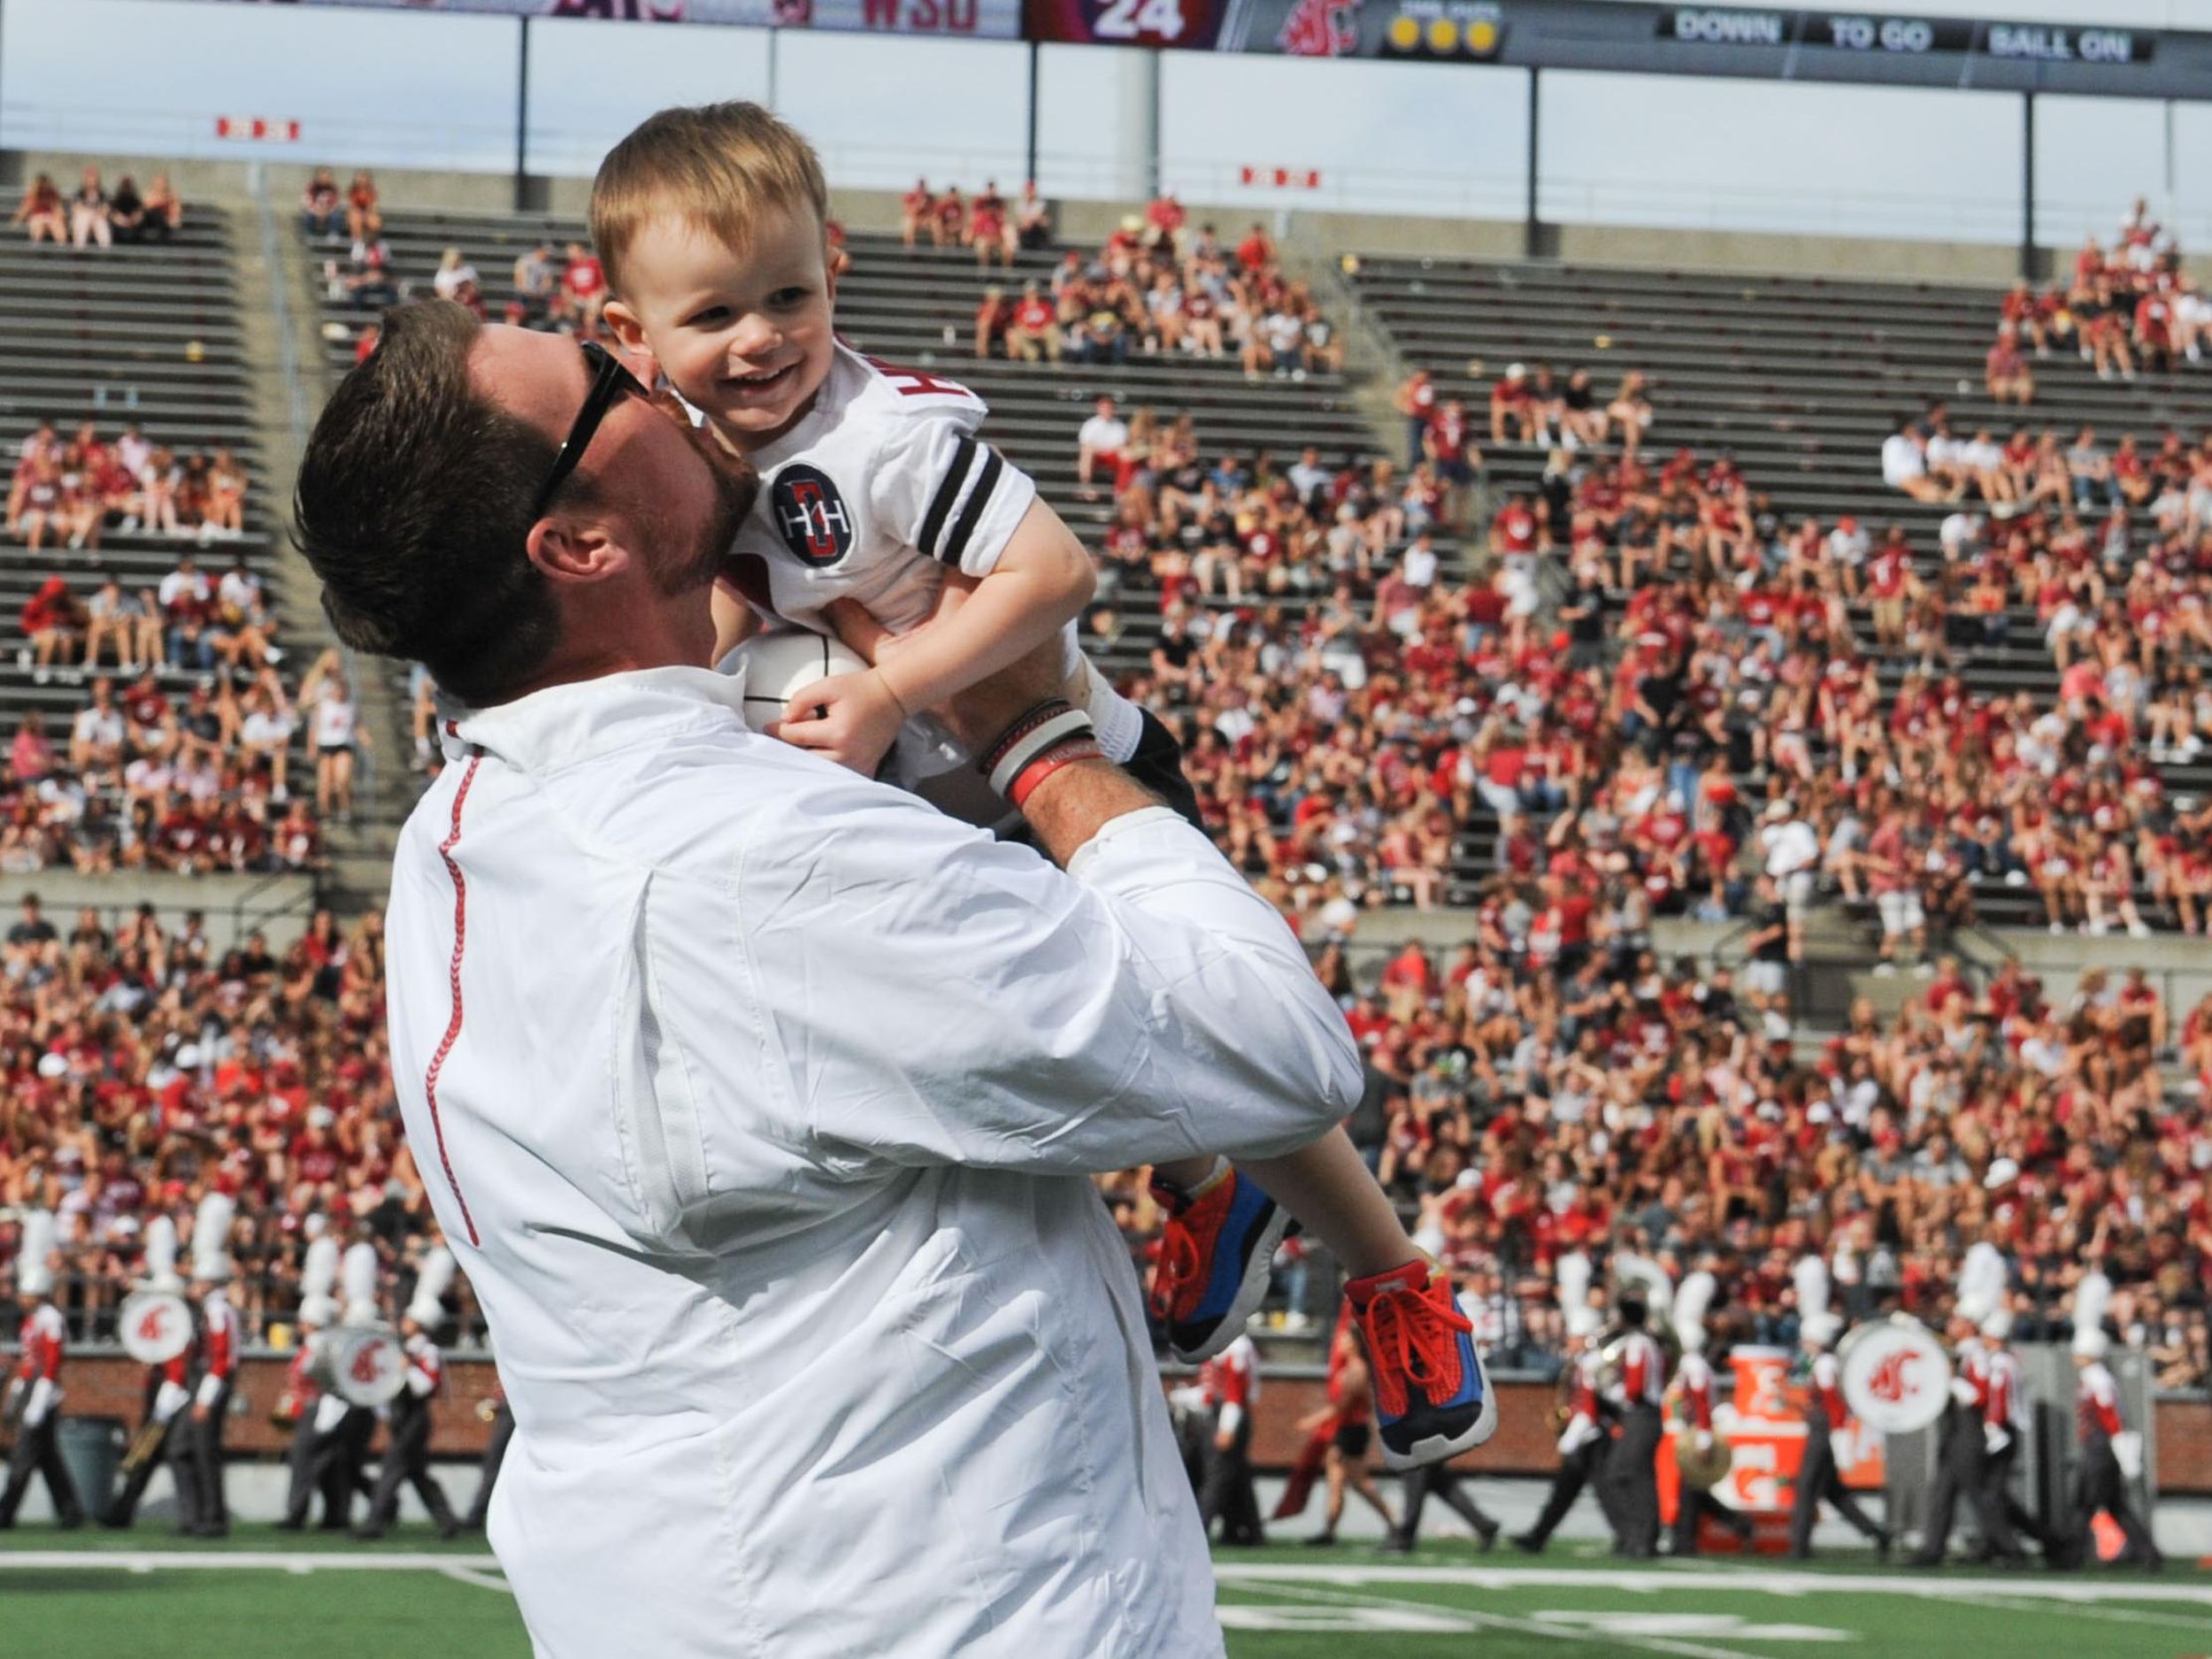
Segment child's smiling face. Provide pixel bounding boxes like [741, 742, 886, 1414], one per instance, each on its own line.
[606, 204, 837, 454]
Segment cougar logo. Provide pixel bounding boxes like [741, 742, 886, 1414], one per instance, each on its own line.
[136, 1308, 168, 1343]
[1869, 1349, 1920, 1402]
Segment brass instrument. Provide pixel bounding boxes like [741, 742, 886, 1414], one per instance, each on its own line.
[1673, 1425, 1734, 1490]
[118, 1417, 168, 1476]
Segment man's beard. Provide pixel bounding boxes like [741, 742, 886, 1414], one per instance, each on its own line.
[651, 423, 758, 600]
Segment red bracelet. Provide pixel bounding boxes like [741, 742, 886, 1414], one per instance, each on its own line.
[1009, 739, 1103, 810]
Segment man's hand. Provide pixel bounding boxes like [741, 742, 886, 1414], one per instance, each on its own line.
[772, 668, 907, 776]
[192, 1402, 210, 1425]
[1214, 1427, 1234, 1454]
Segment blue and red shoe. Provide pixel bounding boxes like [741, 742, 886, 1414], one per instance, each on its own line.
[1148, 1158, 1295, 1363]
[1346, 1258, 1499, 1470]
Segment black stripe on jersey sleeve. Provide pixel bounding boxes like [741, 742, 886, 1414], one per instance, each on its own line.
[940, 448, 1005, 568]
[918, 434, 978, 562]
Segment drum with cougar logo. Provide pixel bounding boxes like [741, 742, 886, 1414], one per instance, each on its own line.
[1838, 1314, 1952, 1433]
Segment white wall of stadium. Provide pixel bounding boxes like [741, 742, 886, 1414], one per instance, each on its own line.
[8, 0, 2212, 250]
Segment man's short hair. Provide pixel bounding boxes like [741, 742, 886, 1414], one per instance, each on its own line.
[590, 101, 829, 299]
[292, 299, 565, 708]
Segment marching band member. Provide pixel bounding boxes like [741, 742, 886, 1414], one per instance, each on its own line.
[1512, 1302, 1607, 1554]
[170, 1193, 239, 1538]
[357, 1246, 462, 1540]
[104, 1216, 192, 1529]
[1787, 1310, 1890, 1560]
[276, 1233, 350, 1532]
[323, 1239, 385, 1529]
[2066, 1279, 2162, 1570]
[1975, 1307, 2046, 1563]
[1668, 1271, 1750, 1558]
[1596, 1289, 1667, 1558]
[1909, 1241, 2006, 1568]
[0, 1211, 84, 1529]
[1193, 1330, 1263, 1548]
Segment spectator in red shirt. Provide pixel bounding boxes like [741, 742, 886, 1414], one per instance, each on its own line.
[559, 241, 606, 329]
[1985, 328, 2034, 405]
[972, 286, 1013, 359]
[1005, 280, 1060, 363]
[932, 186, 965, 250]
[899, 178, 933, 250]
[970, 180, 1010, 268]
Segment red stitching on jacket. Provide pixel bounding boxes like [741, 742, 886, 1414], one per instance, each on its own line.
[425, 757, 483, 1247]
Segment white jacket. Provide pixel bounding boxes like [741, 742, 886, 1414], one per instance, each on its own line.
[386, 666, 1359, 1659]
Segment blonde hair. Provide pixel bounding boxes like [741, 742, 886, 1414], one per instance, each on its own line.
[590, 102, 829, 297]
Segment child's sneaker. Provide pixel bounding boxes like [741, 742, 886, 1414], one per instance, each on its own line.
[1147, 1158, 1294, 1363]
[1346, 1259, 1498, 1470]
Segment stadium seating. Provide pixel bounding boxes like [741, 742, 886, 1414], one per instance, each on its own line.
[1347, 254, 2212, 926]
[0, 192, 265, 718]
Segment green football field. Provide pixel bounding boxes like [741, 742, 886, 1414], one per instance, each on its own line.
[2, 1528, 2205, 1658]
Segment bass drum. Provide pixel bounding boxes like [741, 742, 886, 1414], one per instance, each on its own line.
[1837, 1314, 1953, 1433]
[330, 1325, 408, 1408]
[119, 1290, 194, 1365]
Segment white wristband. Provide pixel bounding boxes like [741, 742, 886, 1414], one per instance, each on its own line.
[986, 708, 1096, 799]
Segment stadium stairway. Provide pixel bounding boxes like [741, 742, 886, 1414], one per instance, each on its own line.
[1342, 252, 2212, 927]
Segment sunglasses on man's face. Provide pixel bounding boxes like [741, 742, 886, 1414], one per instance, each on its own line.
[529, 340, 651, 520]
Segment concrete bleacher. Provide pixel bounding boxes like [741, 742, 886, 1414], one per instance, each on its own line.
[0, 196, 290, 733]
[1347, 253, 2212, 927]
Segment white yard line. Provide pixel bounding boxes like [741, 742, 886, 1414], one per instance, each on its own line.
[0, 1551, 500, 1571]
[1249, 1581, 1766, 1659]
[1212, 1563, 2212, 1606]
[1954, 1588, 2212, 1635]
[441, 1564, 515, 1594]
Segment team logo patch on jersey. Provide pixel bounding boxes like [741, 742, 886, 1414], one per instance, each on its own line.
[771, 464, 856, 568]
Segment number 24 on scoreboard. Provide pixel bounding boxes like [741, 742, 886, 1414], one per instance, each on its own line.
[1087, 0, 1188, 42]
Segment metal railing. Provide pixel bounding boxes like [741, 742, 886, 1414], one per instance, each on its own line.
[6, 99, 2206, 252]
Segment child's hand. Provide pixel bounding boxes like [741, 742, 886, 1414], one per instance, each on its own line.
[772, 667, 907, 776]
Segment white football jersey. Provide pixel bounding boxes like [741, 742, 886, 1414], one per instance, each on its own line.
[731, 342, 1037, 638]
[710, 342, 1142, 775]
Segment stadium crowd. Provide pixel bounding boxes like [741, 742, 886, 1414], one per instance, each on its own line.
[0, 896, 444, 1345]
[1093, 377, 2212, 943]
[8, 420, 249, 553]
[969, 193, 1340, 380]
[12, 166, 185, 249]
[1981, 201, 2210, 394]
[4, 179, 2206, 1408]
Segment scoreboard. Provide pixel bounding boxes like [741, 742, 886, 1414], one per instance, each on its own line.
[1024, 0, 2211, 102]
[175, 0, 2212, 101]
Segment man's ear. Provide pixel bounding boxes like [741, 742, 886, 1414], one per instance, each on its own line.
[525, 515, 629, 587]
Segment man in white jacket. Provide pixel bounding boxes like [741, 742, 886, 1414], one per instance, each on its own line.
[293, 302, 1362, 1656]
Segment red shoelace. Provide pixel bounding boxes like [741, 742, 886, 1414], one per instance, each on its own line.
[1148, 1179, 1230, 1325]
[1355, 1271, 1471, 1420]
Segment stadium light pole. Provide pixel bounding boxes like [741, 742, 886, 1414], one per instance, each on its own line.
[1025, 41, 1041, 189]
[513, 16, 532, 214]
[1525, 66, 1541, 261]
[2019, 90, 2036, 281]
